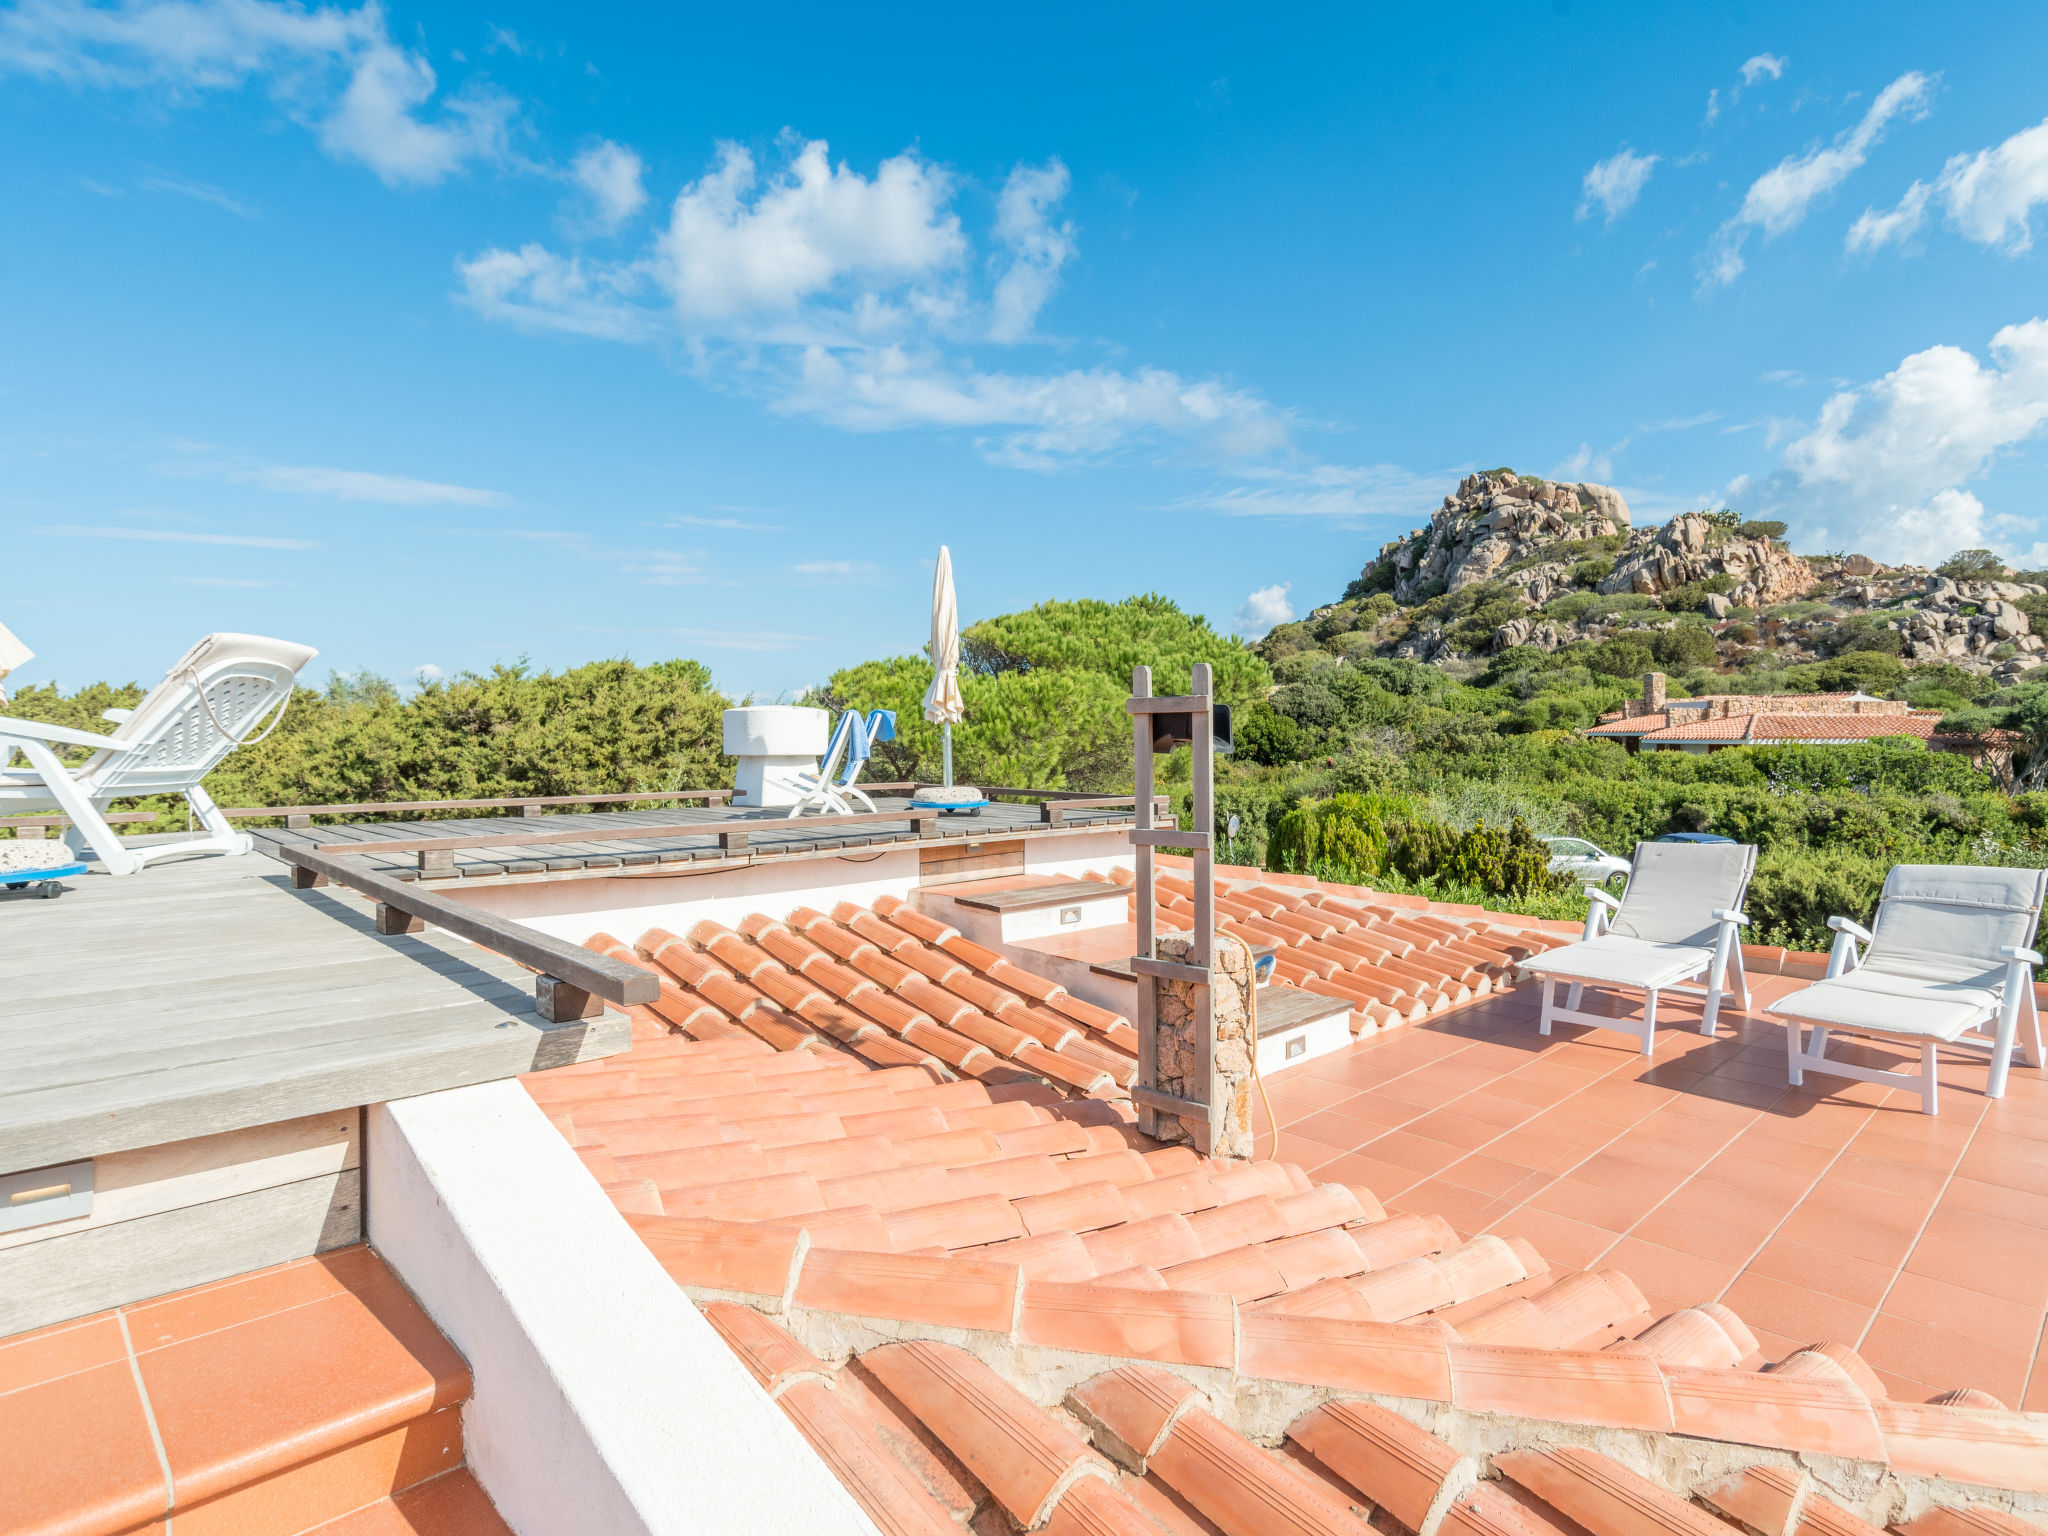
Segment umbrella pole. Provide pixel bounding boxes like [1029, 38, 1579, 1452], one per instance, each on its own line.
[942, 723, 953, 788]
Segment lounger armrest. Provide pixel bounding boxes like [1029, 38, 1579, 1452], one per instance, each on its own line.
[0, 717, 118, 749]
[1711, 909, 1750, 926]
[1999, 945, 2045, 966]
[1827, 916, 1875, 943]
[1586, 888, 1622, 913]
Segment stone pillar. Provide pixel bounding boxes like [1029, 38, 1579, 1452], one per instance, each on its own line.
[1145, 932, 1254, 1160]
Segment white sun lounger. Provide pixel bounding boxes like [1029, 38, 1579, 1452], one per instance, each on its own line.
[787, 709, 896, 819]
[0, 633, 316, 875]
[1766, 864, 2048, 1114]
[1518, 840, 1757, 1054]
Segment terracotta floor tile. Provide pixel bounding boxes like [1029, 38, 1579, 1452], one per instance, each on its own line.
[1877, 1270, 2046, 1352]
[1289, 1107, 1404, 1153]
[0, 1359, 168, 1536]
[1389, 1179, 1509, 1238]
[1598, 1238, 1737, 1309]
[1921, 1204, 2048, 1271]
[1264, 1077, 1362, 1115]
[1570, 1150, 1697, 1200]
[1312, 1151, 1425, 1201]
[1720, 1132, 1839, 1176]
[1743, 1236, 1901, 1310]
[1955, 1132, 2048, 1199]
[1480, 1126, 1599, 1175]
[141, 1274, 470, 1508]
[1483, 1207, 1623, 1272]
[1403, 1108, 1511, 1151]
[0, 1311, 127, 1397]
[1720, 1271, 1873, 1348]
[1364, 1129, 1476, 1177]
[1259, 1131, 1353, 1173]
[1903, 1233, 2048, 1309]
[1856, 1313, 2032, 1406]
[1629, 1200, 1778, 1269]
[1828, 1151, 1952, 1202]
[1446, 1092, 1543, 1131]
[1528, 1177, 1661, 1233]
[126, 1248, 387, 1353]
[1436, 1152, 1549, 1202]
[1695, 1151, 1819, 1201]
[1850, 1126, 1974, 1171]
[1774, 1197, 1922, 1270]
[1943, 1175, 2048, 1229]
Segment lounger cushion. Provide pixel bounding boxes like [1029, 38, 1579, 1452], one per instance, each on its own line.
[1520, 935, 1715, 990]
[1770, 968, 2002, 1042]
[1859, 864, 2048, 991]
[1608, 841, 1758, 949]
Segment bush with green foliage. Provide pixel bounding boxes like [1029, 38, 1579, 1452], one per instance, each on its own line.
[1938, 549, 2009, 580]
[1270, 792, 1567, 900]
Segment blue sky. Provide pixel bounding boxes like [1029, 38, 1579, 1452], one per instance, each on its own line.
[6, 2, 2048, 699]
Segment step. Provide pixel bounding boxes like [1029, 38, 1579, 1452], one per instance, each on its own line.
[304, 1469, 512, 1534]
[0, 1244, 500, 1536]
[933, 877, 1130, 944]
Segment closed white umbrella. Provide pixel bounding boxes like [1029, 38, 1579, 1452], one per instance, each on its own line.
[923, 546, 966, 786]
[0, 620, 31, 705]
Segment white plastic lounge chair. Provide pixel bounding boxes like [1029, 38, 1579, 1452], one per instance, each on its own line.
[786, 709, 895, 819]
[0, 633, 316, 875]
[1519, 840, 1756, 1054]
[1766, 864, 2047, 1115]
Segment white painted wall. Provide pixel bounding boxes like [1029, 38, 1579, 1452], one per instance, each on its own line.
[445, 849, 923, 948]
[1022, 830, 1135, 881]
[367, 1081, 878, 1536]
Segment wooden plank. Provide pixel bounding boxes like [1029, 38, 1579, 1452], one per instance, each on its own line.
[950, 880, 1127, 913]
[0, 1109, 360, 1253]
[316, 806, 938, 857]
[1129, 956, 1211, 984]
[1124, 696, 1211, 714]
[1130, 1084, 1211, 1121]
[0, 1170, 362, 1336]
[220, 789, 734, 819]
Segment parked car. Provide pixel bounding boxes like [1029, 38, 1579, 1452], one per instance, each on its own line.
[1540, 835, 1632, 889]
[1654, 832, 1737, 844]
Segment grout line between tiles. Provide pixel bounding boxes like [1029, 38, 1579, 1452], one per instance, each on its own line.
[117, 1307, 176, 1522]
[1853, 1100, 1989, 1352]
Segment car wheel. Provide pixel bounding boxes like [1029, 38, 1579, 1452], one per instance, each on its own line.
[1605, 872, 1628, 892]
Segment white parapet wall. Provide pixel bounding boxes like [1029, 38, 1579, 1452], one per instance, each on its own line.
[367, 1080, 878, 1536]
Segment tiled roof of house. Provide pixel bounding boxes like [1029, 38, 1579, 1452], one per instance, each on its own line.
[524, 886, 2048, 1518]
[1634, 712, 1946, 744]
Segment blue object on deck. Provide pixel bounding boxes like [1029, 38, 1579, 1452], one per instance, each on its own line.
[2, 860, 88, 897]
[909, 795, 990, 813]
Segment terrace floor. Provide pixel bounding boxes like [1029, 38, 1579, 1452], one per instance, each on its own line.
[1251, 974, 2048, 1411]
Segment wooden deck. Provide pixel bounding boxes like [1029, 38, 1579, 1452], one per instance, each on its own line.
[1, 846, 631, 1174]
[248, 795, 1141, 885]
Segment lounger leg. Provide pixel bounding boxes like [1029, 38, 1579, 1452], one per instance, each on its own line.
[1565, 981, 1583, 1011]
[1641, 988, 1659, 1056]
[1989, 992, 2022, 1101]
[1785, 1020, 1804, 1086]
[17, 739, 143, 875]
[1539, 979, 1555, 1037]
[2019, 985, 2044, 1072]
[183, 784, 252, 856]
[1727, 944, 1751, 1011]
[1701, 976, 1724, 1036]
[1921, 1041, 1940, 1115]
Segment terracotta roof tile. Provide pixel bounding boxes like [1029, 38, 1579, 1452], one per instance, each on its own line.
[1288, 1398, 1468, 1533]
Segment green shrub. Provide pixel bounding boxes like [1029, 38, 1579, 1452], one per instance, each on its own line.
[1234, 703, 1306, 766]
[1938, 549, 2008, 580]
[1738, 520, 1788, 541]
[1570, 558, 1614, 587]
[1651, 625, 1718, 669]
[1660, 575, 1737, 613]
[1269, 793, 1567, 900]
[1748, 847, 1888, 950]
[1590, 639, 1655, 679]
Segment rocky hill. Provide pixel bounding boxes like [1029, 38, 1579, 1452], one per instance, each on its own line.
[1257, 468, 2048, 687]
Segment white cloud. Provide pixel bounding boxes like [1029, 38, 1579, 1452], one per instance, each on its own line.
[413, 662, 443, 680]
[569, 140, 646, 233]
[1702, 71, 1934, 288]
[1776, 317, 2048, 563]
[140, 174, 256, 217]
[1554, 442, 1614, 480]
[1850, 117, 2048, 256]
[36, 524, 318, 549]
[1740, 54, 1788, 87]
[988, 159, 1074, 341]
[230, 462, 509, 505]
[670, 514, 784, 532]
[459, 132, 1310, 473]
[1234, 583, 1293, 638]
[1577, 147, 1659, 225]
[655, 137, 963, 327]
[1180, 461, 1455, 521]
[0, 0, 515, 185]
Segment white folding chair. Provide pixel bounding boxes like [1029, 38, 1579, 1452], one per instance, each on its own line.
[1767, 865, 2048, 1114]
[0, 633, 316, 874]
[1518, 841, 1756, 1055]
[786, 709, 895, 818]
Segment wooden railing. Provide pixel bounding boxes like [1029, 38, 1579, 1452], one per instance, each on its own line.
[221, 788, 734, 828]
[277, 844, 658, 1022]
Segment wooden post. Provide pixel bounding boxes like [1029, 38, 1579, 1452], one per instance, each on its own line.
[1131, 665, 1158, 1140]
[285, 814, 312, 830]
[535, 975, 604, 1023]
[719, 829, 749, 854]
[519, 803, 542, 817]
[1191, 661, 1215, 1124]
[291, 864, 328, 889]
[375, 903, 425, 936]
[418, 850, 456, 879]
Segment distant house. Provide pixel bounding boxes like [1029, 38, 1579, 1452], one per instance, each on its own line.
[1586, 672, 1959, 755]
